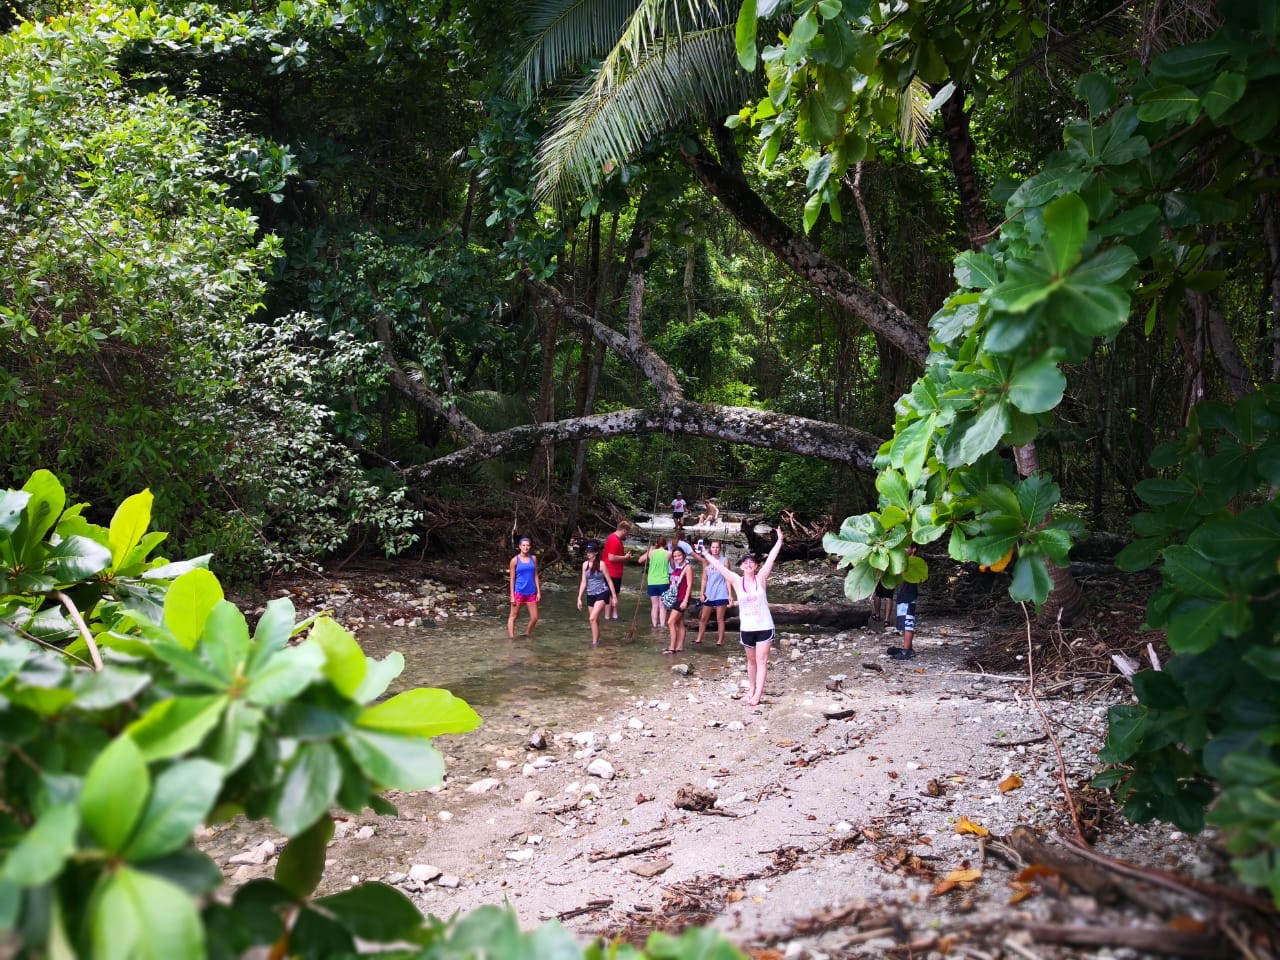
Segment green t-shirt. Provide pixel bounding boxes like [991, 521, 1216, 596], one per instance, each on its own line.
[645, 547, 669, 586]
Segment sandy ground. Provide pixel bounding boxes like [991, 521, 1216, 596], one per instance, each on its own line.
[202, 569, 1260, 958]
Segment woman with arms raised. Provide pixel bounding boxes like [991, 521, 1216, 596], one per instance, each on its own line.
[699, 531, 784, 706]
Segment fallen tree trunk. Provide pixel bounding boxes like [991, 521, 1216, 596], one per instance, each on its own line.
[721, 602, 868, 629]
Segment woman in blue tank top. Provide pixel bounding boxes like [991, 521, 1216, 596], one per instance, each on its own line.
[507, 536, 541, 639]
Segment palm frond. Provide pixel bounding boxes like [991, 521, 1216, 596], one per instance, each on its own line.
[597, 0, 733, 92]
[511, 0, 638, 98]
[535, 22, 754, 205]
[897, 77, 933, 150]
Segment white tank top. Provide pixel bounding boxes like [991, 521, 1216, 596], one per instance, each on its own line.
[737, 578, 773, 632]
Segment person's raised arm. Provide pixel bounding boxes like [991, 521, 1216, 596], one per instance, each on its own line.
[759, 530, 785, 582]
[701, 548, 741, 591]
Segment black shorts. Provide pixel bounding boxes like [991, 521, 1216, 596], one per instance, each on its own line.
[895, 601, 916, 632]
[702, 598, 729, 607]
[673, 511, 684, 520]
[874, 582, 895, 599]
[586, 590, 611, 606]
[740, 628, 774, 648]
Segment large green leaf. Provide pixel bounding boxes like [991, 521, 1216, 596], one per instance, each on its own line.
[1165, 601, 1233, 653]
[314, 883, 424, 942]
[1009, 554, 1053, 605]
[989, 259, 1056, 313]
[1007, 355, 1066, 414]
[309, 618, 367, 699]
[1, 803, 79, 886]
[108, 489, 153, 571]
[71, 665, 150, 710]
[45, 535, 112, 584]
[81, 735, 149, 854]
[202, 600, 251, 681]
[1187, 509, 1280, 563]
[123, 759, 224, 861]
[88, 865, 204, 960]
[274, 814, 334, 900]
[0, 490, 31, 538]
[18, 470, 66, 559]
[889, 414, 936, 487]
[343, 729, 446, 791]
[245, 642, 325, 706]
[1161, 545, 1230, 600]
[955, 401, 1010, 464]
[248, 596, 296, 672]
[735, 0, 758, 70]
[352, 652, 405, 705]
[268, 742, 342, 836]
[1043, 193, 1087, 275]
[1053, 278, 1129, 337]
[127, 694, 228, 761]
[1136, 83, 1198, 122]
[163, 569, 224, 650]
[356, 688, 481, 738]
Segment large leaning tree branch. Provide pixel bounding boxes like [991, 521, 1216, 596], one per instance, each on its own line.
[401, 402, 883, 484]
[524, 273, 685, 402]
[375, 313, 484, 444]
[681, 132, 929, 367]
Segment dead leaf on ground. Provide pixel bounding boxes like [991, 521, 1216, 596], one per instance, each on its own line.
[726, 889, 746, 903]
[1015, 864, 1059, 882]
[1168, 915, 1209, 933]
[926, 779, 945, 797]
[998, 773, 1024, 793]
[1007, 881, 1038, 905]
[932, 865, 982, 897]
[955, 816, 989, 837]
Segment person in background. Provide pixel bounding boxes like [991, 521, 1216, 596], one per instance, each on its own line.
[576, 542, 616, 647]
[671, 492, 687, 524]
[871, 580, 895, 624]
[663, 545, 694, 654]
[602, 519, 632, 621]
[693, 539, 733, 645]
[700, 531, 785, 706]
[636, 536, 671, 629]
[887, 545, 920, 660]
[507, 536, 541, 639]
[696, 495, 720, 526]
[671, 521, 694, 564]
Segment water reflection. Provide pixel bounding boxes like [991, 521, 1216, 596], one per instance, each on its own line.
[354, 577, 737, 716]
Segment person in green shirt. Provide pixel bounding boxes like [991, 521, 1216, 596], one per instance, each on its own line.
[636, 536, 670, 629]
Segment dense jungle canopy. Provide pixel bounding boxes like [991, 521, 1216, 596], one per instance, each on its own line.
[2, 0, 1280, 921]
[0, 0, 1274, 583]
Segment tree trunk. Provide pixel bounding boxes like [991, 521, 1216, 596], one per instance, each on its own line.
[1258, 174, 1280, 381]
[681, 139, 928, 366]
[935, 82, 991, 248]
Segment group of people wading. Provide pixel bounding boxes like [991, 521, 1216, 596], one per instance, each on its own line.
[507, 510, 785, 708]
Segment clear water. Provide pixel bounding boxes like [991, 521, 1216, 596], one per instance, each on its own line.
[355, 576, 742, 719]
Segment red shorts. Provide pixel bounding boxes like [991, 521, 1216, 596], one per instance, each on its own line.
[512, 593, 537, 604]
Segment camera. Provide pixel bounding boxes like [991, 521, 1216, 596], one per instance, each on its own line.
[695, 540, 705, 554]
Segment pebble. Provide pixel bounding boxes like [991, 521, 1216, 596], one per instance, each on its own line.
[466, 778, 500, 794]
[409, 863, 441, 882]
[587, 758, 616, 780]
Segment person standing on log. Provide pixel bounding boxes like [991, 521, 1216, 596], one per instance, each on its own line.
[693, 539, 732, 646]
[507, 536, 541, 639]
[700, 531, 784, 706]
[577, 542, 616, 647]
[671, 492, 687, 524]
[602, 520, 631, 621]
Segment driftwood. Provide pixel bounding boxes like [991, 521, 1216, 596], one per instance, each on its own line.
[739, 516, 827, 561]
[588, 837, 672, 862]
[1023, 923, 1232, 958]
[723, 603, 869, 629]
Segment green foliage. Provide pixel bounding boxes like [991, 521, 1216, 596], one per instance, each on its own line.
[1097, 386, 1280, 902]
[0, 470, 748, 955]
[0, 9, 422, 577]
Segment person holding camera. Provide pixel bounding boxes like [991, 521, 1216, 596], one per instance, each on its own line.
[693, 540, 732, 646]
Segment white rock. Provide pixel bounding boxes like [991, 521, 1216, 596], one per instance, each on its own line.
[437, 875, 461, 888]
[409, 863, 441, 882]
[627, 717, 645, 730]
[496, 759, 517, 770]
[522, 763, 537, 776]
[572, 731, 595, 746]
[521, 790, 543, 806]
[228, 840, 276, 865]
[466, 778, 500, 794]
[608, 732, 623, 743]
[574, 748, 594, 760]
[587, 758, 616, 780]
[656, 702, 671, 711]
[354, 825, 376, 840]
[506, 850, 534, 862]
[526, 835, 543, 845]
[437, 811, 453, 821]
[727, 721, 745, 732]
[834, 821, 853, 833]
[386, 872, 407, 884]
[532, 756, 555, 769]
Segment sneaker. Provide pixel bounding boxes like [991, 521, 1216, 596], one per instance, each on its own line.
[886, 646, 915, 660]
